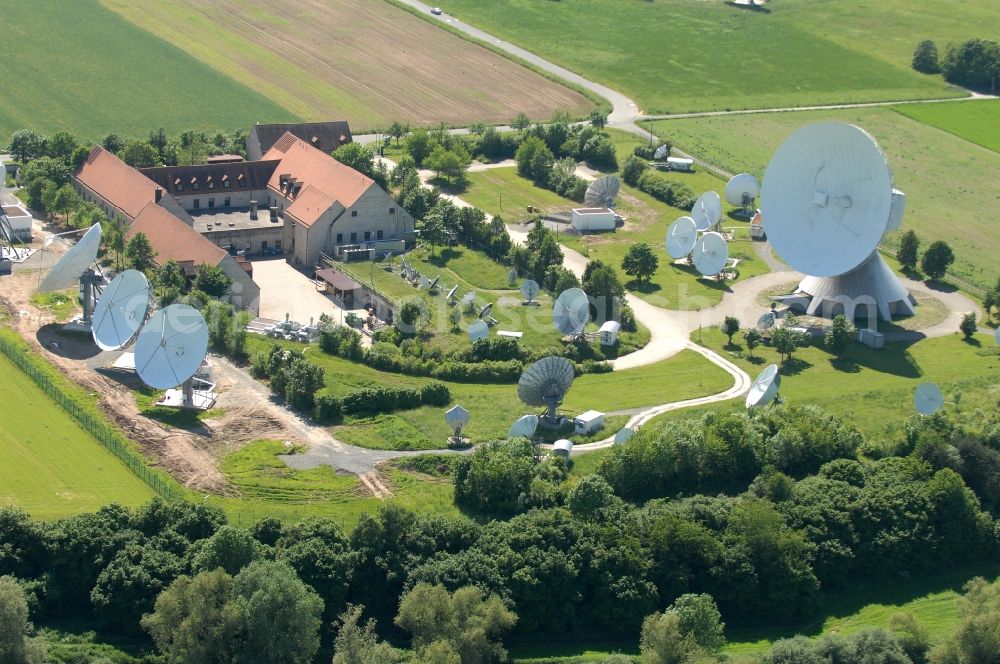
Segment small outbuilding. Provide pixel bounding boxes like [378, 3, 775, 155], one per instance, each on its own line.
[599, 320, 621, 346]
[1, 205, 32, 242]
[571, 207, 616, 232]
[574, 410, 605, 435]
[666, 157, 694, 172]
[552, 439, 574, 457]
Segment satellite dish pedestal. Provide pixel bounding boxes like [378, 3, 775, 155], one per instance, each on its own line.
[795, 250, 916, 321]
[79, 268, 104, 325]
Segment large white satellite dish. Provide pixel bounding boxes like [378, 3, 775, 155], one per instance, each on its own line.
[518, 356, 575, 423]
[745, 364, 781, 409]
[553, 288, 590, 336]
[520, 279, 540, 303]
[691, 191, 722, 231]
[613, 427, 635, 445]
[507, 414, 539, 439]
[585, 175, 621, 209]
[666, 216, 697, 259]
[692, 232, 728, 276]
[914, 382, 944, 416]
[761, 122, 914, 321]
[91, 270, 151, 351]
[467, 319, 489, 342]
[757, 311, 776, 330]
[134, 304, 209, 389]
[725, 174, 760, 206]
[39, 223, 102, 293]
[653, 144, 668, 160]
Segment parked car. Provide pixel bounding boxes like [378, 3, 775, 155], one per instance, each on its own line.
[431, 7, 442, 15]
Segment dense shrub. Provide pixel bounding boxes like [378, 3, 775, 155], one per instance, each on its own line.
[420, 381, 451, 406]
[314, 393, 344, 423]
[636, 171, 697, 209]
[472, 336, 523, 362]
[342, 386, 423, 416]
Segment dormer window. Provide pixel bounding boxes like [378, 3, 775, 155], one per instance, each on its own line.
[191, 177, 199, 191]
[238, 174, 247, 187]
[222, 174, 230, 188]
[174, 177, 183, 192]
[207, 176, 214, 189]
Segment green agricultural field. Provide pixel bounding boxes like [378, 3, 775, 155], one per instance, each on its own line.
[895, 99, 1000, 153]
[436, 0, 970, 115]
[0, 0, 296, 145]
[0, 356, 155, 519]
[653, 106, 1000, 290]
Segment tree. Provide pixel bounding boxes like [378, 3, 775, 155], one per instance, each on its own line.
[898, 229, 920, 271]
[397, 299, 427, 334]
[929, 577, 1000, 664]
[942, 38, 1000, 92]
[983, 289, 996, 322]
[640, 611, 699, 664]
[190, 526, 263, 575]
[90, 542, 183, 632]
[921, 240, 955, 280]
[19, 155, 71, 187]
[960, 312, 977, 339]
[589, 108, 608, 129]
[515, 135, 554, 184]
[332, 143, 385, 187]
[194, 263, 233, 297]
[104, 220, 127, 270]
[511, 112, 532, 132]
[7, 129, 47, 164]
[0, 575, 45, 664]
[668, 594, 725, 652]
[119, 140, 160, 168]
[913, 40, 942, 73]
[48, 131, 79, 162]
[48, 184, 81, 220]
[533, 234, 564, 285]
[425, 144, 470, 186]
[125, 232, 156, 272]
[584, 260, 625, 324]
[744, 328, 763, 359]
[102, 133, 125, 154]
[889, 612, 930, 664]
[567, 474, 616, 518]
[771, 326, 807, 363]
[622, 154, 647, 187]
[388, 121, 407, 146]
[332, 604, 404, 664]
[406, 129, 434, 166]
[824, 314, 856, 357]
[420, 207, 449, 256]
[395, 582, 517, 664]
[155, 260, 187, 303]
[467, 121, 490, 136]
[722, 316, 741, 345]
[622, 243, 659, 284]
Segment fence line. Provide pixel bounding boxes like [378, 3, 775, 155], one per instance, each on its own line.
[0, 336, 184, 502]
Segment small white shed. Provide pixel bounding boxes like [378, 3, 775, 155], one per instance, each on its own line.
[552, 439, 574, 457]
[599, 320, 621, 346]
[2, 205, 32, 241]
[574, 410, 605, 435]
[571, 207, 616, 232]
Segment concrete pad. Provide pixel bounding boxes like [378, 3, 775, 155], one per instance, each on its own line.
[251, 259, 346, 323]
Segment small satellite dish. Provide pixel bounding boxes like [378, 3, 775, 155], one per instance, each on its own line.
[725, 173, 760, 207]
[745, 364, 781, 409]
[429, 275, 441, 290]
[508, 269, 518, 286]
[91, 270, 151, 351]
[518, 356, 575, 422]
[761, 122, 893, 278]
[553, 288, 589, 336]
[134, 304, 209, 389]
[552, 439, 573, 457]
[446, 285, 459, 300]
[468, 319, 489, 342]
[653, 144, 668, 160]
[914, 382, 944, 416]
[757, 311, 776, 330]
[692, 232, 729, 276]
[419, 276, 430, 289]
[666, 216, 697, 259]
[613, 428, 634, 445]
[479, 303, 493, 319]
[520, 279, 540, 303]
[691, 191, 722, 231]
[461, 291, 476, 306]
[585, 175, 621, 209]
[39, 223, 102, 292]
[444, 405, 470, 438]
[507, 414, 539, 439]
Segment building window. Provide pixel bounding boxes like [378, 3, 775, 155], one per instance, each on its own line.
[224, 180, 231, 188]
[350, 232, 357, 243]
[224, 197, 230, 207]
[261, 240, 268, 251]
[377, 230, 383, 240]
[193, 199, 200, 210]
[336, 233, 343, 244]
[389, 207, 395, 214]
[351, 210, 357, 217]
[192, 182, 199, 191]
[275, 240, 282, 249]
[208, 198, 215, 208]
[177, 184, 183, 192]
[208, 181, 215, 189]
[364, 231, 371, 241]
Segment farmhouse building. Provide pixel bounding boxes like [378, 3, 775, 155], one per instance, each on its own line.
[261, 132, 415, 268]
[246, 120, 353, 161]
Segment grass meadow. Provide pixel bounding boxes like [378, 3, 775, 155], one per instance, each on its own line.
[652, 106, 1000, 290]
[895, 99, 1000, 153]
[0, 355, 155, 519]
[0, 0, 296, 145]
[435, 0, 969, 114]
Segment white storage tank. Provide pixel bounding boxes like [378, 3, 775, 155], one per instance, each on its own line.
[552, 439, 574, 457]
[574, 410, 605, 435]
[599, 320, 621, 346]
[571, 207, 616, 232]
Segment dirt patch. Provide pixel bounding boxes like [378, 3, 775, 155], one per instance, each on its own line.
[358, 468, 393, 499]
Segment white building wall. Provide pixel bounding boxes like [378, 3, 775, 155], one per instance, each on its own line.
[217, 254, 261, 314]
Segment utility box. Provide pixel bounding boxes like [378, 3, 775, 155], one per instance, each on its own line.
[571, 207, 616, 232]
[858, 328, 884, 350]
[574, 410, 605, 435]
[599, 320, 621, 346]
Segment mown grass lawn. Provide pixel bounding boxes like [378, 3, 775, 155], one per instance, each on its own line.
[436, 0, 965, 115]
[894, 99, 1000, 153]
[0, 356, 155, 519]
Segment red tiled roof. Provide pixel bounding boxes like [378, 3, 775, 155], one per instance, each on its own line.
[126, 203, 227, 267]
[74, 146, 163, 220]
[285, 185, 337, 228]
[262, 132, 374, 226]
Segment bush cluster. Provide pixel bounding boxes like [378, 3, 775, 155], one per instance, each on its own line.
[636, 170, 697, 209]
[341, 382, 450, 416]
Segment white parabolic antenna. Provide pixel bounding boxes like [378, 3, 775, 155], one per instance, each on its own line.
[444, 405, 470, 434]
[468, 319, 489, 343]
[692, 232, 728, 276]
[518, 356, 575, 421]
[585, 175, 621, 209]
[666, 216, 697, 259]
[653, 144, 668, 160]
[757, 311, 776, 330]
[914, 382, 944, 416]
[691, 191, 722, 231]
[479, 303, 493, 319]
[725, 173, 760, 206]
[553, 288, 590, 336]
[91, 270, 151, 351]
[461, 291, 476, 305]
[761, 122, 915, 321]
[134, 304, 209, 389]
[429, 275, 440, 290]
[613, 427, 635, 445]
[508, 414, 539, 439]
[520, 279, 540, 302]
[745, 364, 781, 409]
[446, 285, 459, 300]
[39, 223, 102, 292]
